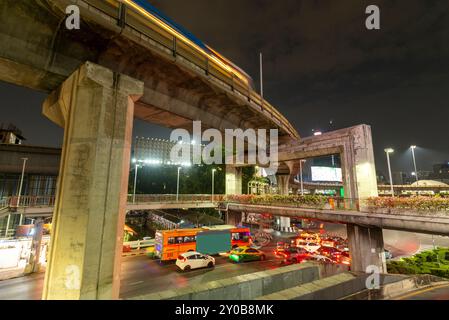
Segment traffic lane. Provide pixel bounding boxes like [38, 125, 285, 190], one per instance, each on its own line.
[119, 249, 282, 299]
[395, 283, 449, 300]
[0, 271, 44, 300]
[320, 222, 449, 258]
[0, 246, 284, 300]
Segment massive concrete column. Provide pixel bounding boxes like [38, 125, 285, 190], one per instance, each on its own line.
[41, 62, 143, 300]
[279, 216, 291, 232]
[225, 165, 242, 195]
[347, 224, 387, 274]
[276, 175, 290, 195]
[225, 210, 243, 226]
[340, 125, 378, 201]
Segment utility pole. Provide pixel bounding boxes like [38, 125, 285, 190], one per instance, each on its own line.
[385, 148, 395, 197]
[176, 167, 181, 202]
[259, 52, 264, 107]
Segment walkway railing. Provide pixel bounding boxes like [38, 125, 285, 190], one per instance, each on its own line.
[6, 196, 56, 209]
[127, 194, 225, 204]
[223, 195, 361, 212]
[1, 194, 226, 210]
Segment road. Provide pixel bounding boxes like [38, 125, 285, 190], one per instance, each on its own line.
[395, 283, 449, 300]
[1, 224, 448, 300]
[0, 244, 284, 300]
[321, 223, 449, 258]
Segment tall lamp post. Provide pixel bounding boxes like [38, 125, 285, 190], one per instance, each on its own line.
[176, 167, 181, 202]
[17, 157, 28, 225]
[384, 148, 395, 197]
[410, 145, 419, 182]
[17, 157, 28, 207]
[211, 168, 216, 202]
[132, 159, 142, 204]
[299, 159, 305, 196]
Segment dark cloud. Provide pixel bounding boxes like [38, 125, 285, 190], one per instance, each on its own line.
[1, 0, 448, 175]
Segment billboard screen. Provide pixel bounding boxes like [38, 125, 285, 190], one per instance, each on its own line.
[311, 166, 342, 182]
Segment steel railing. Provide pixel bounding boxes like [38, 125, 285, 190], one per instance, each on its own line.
[128, 194, 225, 204]
[1, 194, 226, 208]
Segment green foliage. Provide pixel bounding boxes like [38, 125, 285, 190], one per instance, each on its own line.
[366, 197, 449, 211]
[225, 194, 328, 208]
[241, 166, 256, 194]
[129, 164, 225, 195]
[387, 248, 449, 279]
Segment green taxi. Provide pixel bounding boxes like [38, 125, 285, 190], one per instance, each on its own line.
[229, 246, 266, 263]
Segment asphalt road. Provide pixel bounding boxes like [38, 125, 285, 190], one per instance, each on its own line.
[395, 283, 449, 300]
[0, 244, 284, 300]
[1, 224, 448, 300]
[321, 223, 449, 258]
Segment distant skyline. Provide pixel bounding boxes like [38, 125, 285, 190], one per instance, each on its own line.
[0, 0, 448, 176]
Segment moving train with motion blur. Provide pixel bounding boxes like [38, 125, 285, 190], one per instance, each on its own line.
[122, 0, 255, 89]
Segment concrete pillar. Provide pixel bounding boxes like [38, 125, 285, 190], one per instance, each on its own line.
[347, 224, 387, 274]
[279, 216, 291, 231]
[25, 218, 44, 274]
[225, 165, 242, 195]
[340, 125, 378, 203]
[41, 62, 143, 300]
[226, 210, 243, 226]
[276, 175, 290, 195]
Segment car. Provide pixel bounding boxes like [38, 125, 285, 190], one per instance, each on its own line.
[298, 241, 321, 253]
[339, 251, 351, 266]
[176, 251, 215, 272]
[309, 254, 335, 264]
[229, 246, 266, 263]
[278, 247, 310, 264]
[317, 246, 343, 260]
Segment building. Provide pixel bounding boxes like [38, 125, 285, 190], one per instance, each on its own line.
[0, 124, 25, 145]
[430, 163, 449, 183]
[0, 127, 61, 236]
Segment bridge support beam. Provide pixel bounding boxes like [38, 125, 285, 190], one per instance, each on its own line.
[347, 224, 387, 274]
[225, 165, 242, 195]
[278, 216, 291, 232]
[41, 62, 143, 300]
[276, 175, 290, 195]
[225, 210, 243, 226]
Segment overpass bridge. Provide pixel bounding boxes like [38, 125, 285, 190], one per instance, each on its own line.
[0, 0, 383, 300]
[3, 192, 449, 277]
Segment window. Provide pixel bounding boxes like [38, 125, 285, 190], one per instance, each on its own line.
[176, 236, 184, 244]
[246, 248, 258, 253]
[187, 255, 198, 260]
[183, 236, 196, 243]
[168, 237, 175, 245]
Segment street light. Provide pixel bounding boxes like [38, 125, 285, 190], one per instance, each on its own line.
[176, 167, 181, 202]
[17, 157, 28, 225]
[132, 159, 143, 204]
[384, 148, 395, 197]
[211, 168, 216, 201]
[299, 159, 306, 196]
[410, 145, 419, 182]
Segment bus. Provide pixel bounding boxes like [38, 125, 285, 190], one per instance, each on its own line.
[154, 225, 251, 261]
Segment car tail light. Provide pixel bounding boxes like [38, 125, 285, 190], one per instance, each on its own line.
[177, 255, 186, 262]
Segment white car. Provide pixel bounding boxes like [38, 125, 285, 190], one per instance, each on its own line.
[176, 251, 215, 272]
[298, 242, 321, 253]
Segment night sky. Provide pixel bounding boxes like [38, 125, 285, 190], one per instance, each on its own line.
[0, 0, 448, 175]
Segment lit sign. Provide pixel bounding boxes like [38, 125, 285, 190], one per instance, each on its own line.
[311, 166, 342, 182]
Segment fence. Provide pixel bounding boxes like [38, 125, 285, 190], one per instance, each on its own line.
[127, 194, 225, 204]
